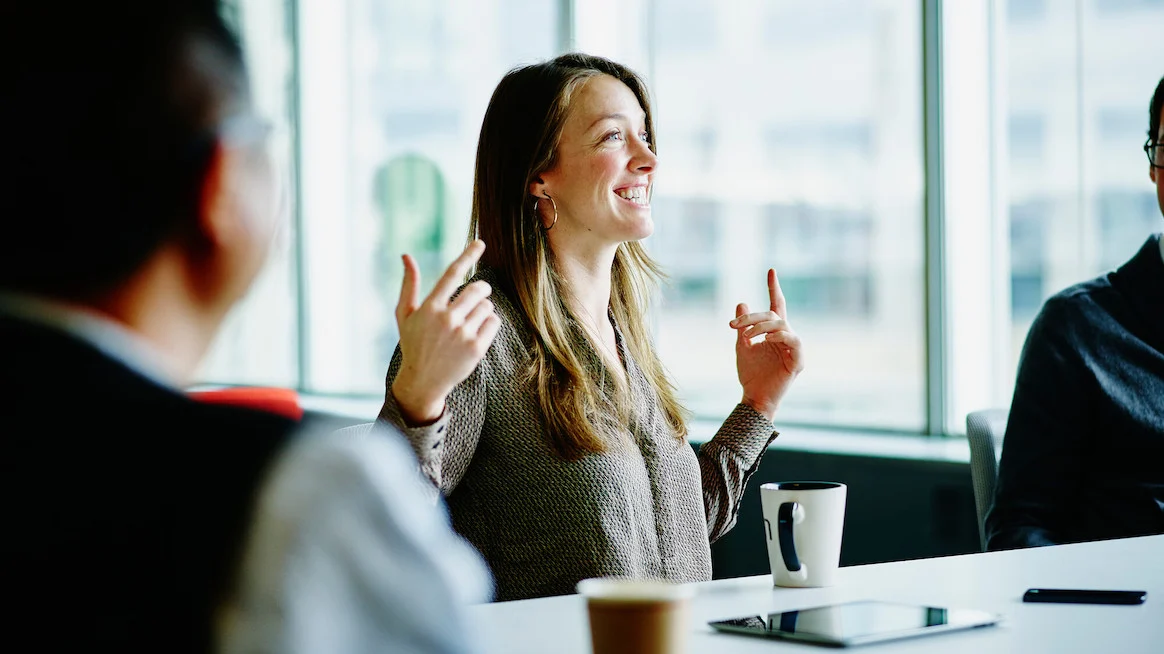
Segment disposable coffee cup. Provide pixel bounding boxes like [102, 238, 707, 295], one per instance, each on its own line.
[760, 481, 847, 588]
[576, 578, 694, 654]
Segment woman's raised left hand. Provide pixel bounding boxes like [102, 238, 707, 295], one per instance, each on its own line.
[730, 268, 805, 421]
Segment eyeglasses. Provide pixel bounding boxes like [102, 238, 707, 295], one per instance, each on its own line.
[1145, 140, 1163, 169]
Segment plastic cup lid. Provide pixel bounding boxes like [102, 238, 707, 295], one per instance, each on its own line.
[576, 577, 696, 602]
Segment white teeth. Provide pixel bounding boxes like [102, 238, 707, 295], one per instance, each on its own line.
[616, 187, 648, 205]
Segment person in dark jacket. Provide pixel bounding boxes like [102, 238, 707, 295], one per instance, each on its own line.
[0, 3, 489, 652]
[986, 76, 1164, 551]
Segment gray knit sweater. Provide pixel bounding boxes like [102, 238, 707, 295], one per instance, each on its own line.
[378, 268, 778, 601]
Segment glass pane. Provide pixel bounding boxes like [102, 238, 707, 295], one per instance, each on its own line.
[649, 0, 925, 429]
[197, 0, 298, 387]
[299, 0, 558, 394]
[1004, 0, 1164, 379]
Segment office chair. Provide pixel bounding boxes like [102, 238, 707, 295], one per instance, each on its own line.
[966, 409, 1008, 551]
[189, 386, 303, 420]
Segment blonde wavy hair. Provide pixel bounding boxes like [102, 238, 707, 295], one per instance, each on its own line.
[467, 53, 688, 460]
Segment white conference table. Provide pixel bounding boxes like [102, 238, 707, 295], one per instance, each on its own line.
[469, 535, 1163, 653]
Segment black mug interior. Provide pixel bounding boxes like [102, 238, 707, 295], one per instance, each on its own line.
[773, 481, 842, 491]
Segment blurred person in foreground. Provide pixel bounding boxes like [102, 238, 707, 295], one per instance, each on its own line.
[986, 75, 1164, 551]
[377, 53, 805, 601]
[0, 2, 489, 652]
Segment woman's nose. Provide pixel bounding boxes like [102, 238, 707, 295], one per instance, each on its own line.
[632, 139, 656, 173]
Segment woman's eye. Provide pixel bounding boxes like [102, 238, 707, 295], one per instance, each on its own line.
[639, 131, 651, 143]
[604, 130, 623, 142]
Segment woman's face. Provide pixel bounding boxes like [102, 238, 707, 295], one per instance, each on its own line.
[535, 75, 657, 254]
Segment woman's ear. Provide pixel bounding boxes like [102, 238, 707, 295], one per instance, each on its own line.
[528, 175, 547, 200]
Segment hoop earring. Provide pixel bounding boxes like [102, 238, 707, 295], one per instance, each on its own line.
[539, 193, 557, 231]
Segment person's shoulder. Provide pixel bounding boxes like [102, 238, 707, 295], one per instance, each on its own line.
[162, 402, 301, 483]
[1018, 240, 1157, 359]
[1046, 271, 1111, 306]
[254, 420, 496, 604]
[272, 419, 438, 504]
[183, 399, 300, 448]
[0, 313, 118, 384]
[282, 419, 409, 470]
[1020, 272, 1120, 368]
[1035, 273, 1112, 331]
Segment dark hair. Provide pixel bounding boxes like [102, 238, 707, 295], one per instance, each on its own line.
[0, 2, 249, 299]
[1150, 75, 1164, 145]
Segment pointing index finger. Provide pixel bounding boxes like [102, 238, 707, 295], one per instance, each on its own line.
[397, 253, 420, 320]
[768, 268, 787, 321]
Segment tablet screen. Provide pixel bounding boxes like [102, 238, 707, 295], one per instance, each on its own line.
[709, 600, 1000, 647]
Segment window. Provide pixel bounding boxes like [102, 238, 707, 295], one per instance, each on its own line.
[942, 0, 1163, 431]
[1007, 0, 1047, 22]
[650, 197, 720, 309]
[759, 204, 875, 318]
[1001, 0, 1164, 395]
[1008, 114, 1045, 163]
[1098, 108, 1149, 145]
[296, 0, 558, 394]
[1094, 0, 1164, 15]
[642, 0, 925, 430]
[212, 1, 1162, 437]
[1098, 191, 1162, 269]
[1008, 200, 1048, 320]
[198, 0, 298, 387]
[656, 0, 716, 53]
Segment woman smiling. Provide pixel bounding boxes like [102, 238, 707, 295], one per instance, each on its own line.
[377, 53, 805, 601]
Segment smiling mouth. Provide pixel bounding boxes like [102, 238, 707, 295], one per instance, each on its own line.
[615, 187, 649, 206]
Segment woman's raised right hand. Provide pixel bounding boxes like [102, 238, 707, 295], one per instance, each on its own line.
[390, 239, 501, 425]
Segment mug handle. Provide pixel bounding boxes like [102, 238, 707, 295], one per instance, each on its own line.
[778, 502, 808, 581]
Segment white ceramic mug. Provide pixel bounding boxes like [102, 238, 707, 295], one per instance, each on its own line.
[760, 481, 847, 588]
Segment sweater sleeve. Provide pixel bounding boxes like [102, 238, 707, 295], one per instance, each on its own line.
[377, 344, 488, 496]
[986, 294, 1092, 550]
[697, 403, 778, 543]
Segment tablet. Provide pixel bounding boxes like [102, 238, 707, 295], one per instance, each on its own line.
[708, 600, 1000, 647]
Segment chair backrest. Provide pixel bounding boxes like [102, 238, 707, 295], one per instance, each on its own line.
[189, 386, 303, 420]
[965, 408, 1008, 551]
